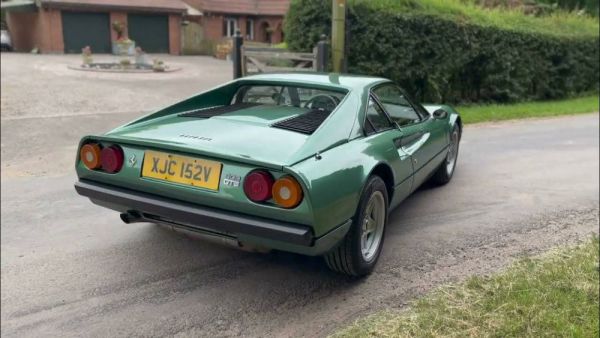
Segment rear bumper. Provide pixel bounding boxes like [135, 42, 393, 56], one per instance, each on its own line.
[74, 180, 350, 255]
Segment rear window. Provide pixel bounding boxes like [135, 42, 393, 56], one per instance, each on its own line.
[233, 85, 346, 112]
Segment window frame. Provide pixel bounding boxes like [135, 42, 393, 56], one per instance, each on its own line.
[231, 83, 348, 109]
[246, 19, 254, 40]
[371, 83, 430, 127]
[363, 94, 395, 136]
[223, 17, 238, 37]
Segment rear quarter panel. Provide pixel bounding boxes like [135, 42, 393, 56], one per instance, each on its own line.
[290, 133, 406, 237]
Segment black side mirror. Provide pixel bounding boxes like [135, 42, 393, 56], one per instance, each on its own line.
[433, 109, 448, 119]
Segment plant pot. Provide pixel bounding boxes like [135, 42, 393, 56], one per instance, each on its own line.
[112, 41, 135, 56]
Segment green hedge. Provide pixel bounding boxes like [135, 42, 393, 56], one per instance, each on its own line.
[284, 0, 600, 103]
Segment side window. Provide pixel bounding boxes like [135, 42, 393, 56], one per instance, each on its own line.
[373, 84, 421, 126]
[365, 97, 393, 135]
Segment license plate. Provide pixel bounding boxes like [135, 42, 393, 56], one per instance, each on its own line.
[142, 150, 222, 191]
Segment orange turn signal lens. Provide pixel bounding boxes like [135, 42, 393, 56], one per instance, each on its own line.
[80, 143, 102, 170]
[272, 176, 303, 208]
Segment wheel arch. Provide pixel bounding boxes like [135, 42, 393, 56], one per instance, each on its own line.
[367, 162, 395, 202]
[455, 115, 463, 137]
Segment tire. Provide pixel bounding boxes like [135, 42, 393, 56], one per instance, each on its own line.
[324, 176, 388, 277]
[430, 123, 461, 185]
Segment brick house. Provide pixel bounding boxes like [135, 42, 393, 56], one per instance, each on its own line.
[183, 0, 290, 44]
[3, 0, 186, 54]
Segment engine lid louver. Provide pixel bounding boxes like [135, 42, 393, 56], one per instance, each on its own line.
[271, 109, 331, 135]
[179, 102, 262, 118]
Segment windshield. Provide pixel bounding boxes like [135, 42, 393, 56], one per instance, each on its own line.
[233, 85, 346, 112]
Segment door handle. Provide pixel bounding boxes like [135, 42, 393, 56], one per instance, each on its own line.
[393, 131, 425, 148]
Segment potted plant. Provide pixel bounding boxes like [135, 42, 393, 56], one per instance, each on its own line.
[111, 21, 135, 55]
[81, 46, 93, 66]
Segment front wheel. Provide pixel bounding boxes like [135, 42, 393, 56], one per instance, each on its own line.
[324, 176, 388, 276]
[430, 123, 461, 185]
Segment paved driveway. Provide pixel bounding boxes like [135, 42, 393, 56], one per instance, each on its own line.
[1, 53, 598, 337]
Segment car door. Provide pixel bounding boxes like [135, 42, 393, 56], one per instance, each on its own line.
[363, 96, 414, 206]
[372, 84, 446, 191]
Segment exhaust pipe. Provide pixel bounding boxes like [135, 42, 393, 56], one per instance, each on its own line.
[120, 211, 143, 224]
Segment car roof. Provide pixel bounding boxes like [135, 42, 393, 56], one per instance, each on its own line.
[241, 72, 390, 91]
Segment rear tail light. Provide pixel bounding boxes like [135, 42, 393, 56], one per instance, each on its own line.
[243, 170, 274, 202]
[100, 145, 124, 173]
[80, 143, 102, 170]
[272, 176, 303, 208]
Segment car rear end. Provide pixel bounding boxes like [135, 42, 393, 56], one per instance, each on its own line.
[74, 78, 360, 255]
[73, 133, 330, 251]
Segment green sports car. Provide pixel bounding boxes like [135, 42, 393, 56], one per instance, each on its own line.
[74, 73, 462, 276]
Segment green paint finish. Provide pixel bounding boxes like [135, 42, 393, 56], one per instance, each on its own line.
[76, 73, 460, 253]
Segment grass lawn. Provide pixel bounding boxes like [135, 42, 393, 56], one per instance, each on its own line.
[334, 237, 599, 338]
[457, 95, 599, 124]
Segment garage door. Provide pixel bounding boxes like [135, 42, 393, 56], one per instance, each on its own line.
[128, 14, 169, 53]
[62, 12, 111, 53]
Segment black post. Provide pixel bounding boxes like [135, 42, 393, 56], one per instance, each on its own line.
[232, 30, 243, 79]
[316, 34, 329, 73]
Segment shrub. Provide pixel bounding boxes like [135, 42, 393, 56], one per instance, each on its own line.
[284, 0, 600, 103]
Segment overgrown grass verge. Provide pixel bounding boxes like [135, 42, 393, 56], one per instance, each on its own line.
[361, 0, 600, 38]
[334, 237, 599, 338]
[457, 95, 599, 124]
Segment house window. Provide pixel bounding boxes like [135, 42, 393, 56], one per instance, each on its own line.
[223, 18, 238, 37]
[246, 19, 254, 40]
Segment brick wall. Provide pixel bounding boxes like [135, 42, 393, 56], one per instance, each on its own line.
[6, 11, 39, 51]
[109, 12, 128, 41]
[38, 8, 64, 52]
[202, 14, 224, 42]
[168, 14, 181, 55]
[6, 8, 63, 53]
[200, 13, 284, 44]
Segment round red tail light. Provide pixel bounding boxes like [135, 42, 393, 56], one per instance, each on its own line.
[100, 145, 124, 173]
[243, 170, 274, 202]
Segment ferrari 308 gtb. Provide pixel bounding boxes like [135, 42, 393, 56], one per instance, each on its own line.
[75, 73, 462, 276]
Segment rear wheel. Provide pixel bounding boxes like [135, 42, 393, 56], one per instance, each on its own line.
[324, 176, 388, 276]
[430, 124, 460, 185]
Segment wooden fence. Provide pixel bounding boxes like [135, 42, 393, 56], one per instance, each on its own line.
[241, 47, 319, 76]
[232, 34, 329, 78]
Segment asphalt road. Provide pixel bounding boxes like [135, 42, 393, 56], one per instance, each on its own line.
[1, 54, 599, 337]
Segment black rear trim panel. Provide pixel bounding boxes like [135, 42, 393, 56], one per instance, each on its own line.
[271, 109, 331, 135]
[74, 179, 313, 246]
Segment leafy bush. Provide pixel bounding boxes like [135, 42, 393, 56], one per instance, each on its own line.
[285, 0, 600, 103]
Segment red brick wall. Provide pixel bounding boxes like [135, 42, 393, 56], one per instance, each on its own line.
[200, 13, 284, 44]
[109, 12, 128, 41]
[168, 14, 181, 55]
[203, 14, 224, 41]
[6, 12, 39, 52]
[38, 8, 64, 52]
[6, 8, 63, 53]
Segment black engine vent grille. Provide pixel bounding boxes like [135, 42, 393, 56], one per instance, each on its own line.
[179, 102, 262, 118]
[271, 109, 331, 135]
